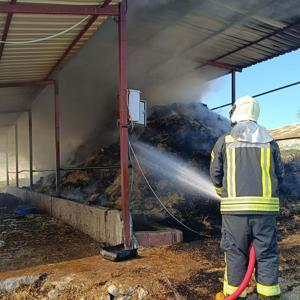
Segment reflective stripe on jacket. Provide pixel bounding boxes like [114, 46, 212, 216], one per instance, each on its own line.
[210, 134, 284, 214]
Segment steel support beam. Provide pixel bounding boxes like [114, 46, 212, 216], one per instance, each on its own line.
[0, 80, 53, 88]
[118, 0, 130, 249]
[211, 80, 300, 111]
[15, 124, 19, 187]
[28, 110, 33, 189]
[253, 80, 300, 98]
[0, 3, 119, 16]
[207, 61, 242, 72]
[6, 130, 9, 186]
[47, 1, 112, 79]
[0, 110, 26, 114]
[0, 0, 16, 62]
[54, 81, 61, 196]
[231, 70, 236, 105]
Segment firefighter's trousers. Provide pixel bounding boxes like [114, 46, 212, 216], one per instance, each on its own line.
[221, 215, 281, 298]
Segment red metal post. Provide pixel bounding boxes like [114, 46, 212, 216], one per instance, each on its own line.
[54, 81, 61, 195]
[15, 124, 19, 187]
[6, 130, 9, 186]
[28, 109, 33, 189]
[118, 0, 130, 249]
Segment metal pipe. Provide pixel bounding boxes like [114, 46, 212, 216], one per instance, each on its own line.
[15, 124, 19, 187]
[54, 80, 61, 196]
[231, 70, 236, 105]
[6, 130, 9, 186]
[211, 80, 300, 110]
[61, 166, 120, 171]
[0, 3, 119, 16]
[28, 109, 33, 189]
[0, 80, 53, 88]
[0, 0, 16, 62]
[211, 102, 232, 111]
[253, 80, 300, 98]
[118, 0, 131, 249]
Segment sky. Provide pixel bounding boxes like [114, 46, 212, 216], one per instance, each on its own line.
[203, 49, 300, 129]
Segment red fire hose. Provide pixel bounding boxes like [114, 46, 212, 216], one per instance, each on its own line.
[225, 244, 256, 300]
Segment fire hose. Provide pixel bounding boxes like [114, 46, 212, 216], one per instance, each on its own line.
[215, 244, 256, 300]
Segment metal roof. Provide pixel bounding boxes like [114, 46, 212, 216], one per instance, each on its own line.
[0, 0, 299, 128]
[0, 0, 120, 83]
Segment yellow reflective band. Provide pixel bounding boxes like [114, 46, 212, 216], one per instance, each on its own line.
[266, 148, 272, 197]
[216, 187, 222, 195]
[232, 148, 236, 198]
[226, 147, 236, 198]
[261, 147, 266, 197]
[223, 280, 247, 297]
[222, 196, 279, 200]
[221, 197, 280, 212]
[222, 199, 279, 205]
[226, 147, 232, 197]
[257, 283, 281, 296]
[211, 151, 215, 162]
[225, 135, 235, 143]
[261, 147, 272, 198]
[221, 205, 279, 212]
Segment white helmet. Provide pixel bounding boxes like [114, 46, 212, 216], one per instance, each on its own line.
[230, 96, 260, 123]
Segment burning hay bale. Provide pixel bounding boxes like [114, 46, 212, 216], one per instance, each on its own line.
[32, 103, 299, 232]
[32, 102, 229, 233]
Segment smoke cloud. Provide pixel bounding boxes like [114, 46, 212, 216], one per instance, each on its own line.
[1, 0, 298, 184]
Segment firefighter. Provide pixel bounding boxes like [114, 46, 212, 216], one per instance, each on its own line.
[210, 96, 284, 299]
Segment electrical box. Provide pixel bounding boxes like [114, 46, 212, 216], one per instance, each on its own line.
[137, 100, 147, 126]
[128, 89, 141, 122]
[128, 89, 147, 126]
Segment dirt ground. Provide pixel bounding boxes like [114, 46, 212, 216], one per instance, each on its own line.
[0, 195, 299, 299]
[0, 196, 99, 273]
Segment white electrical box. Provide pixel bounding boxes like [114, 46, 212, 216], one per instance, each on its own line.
[128, 89, 141, 122]
[128, 89, 147, 126]
[137, 100, 147, 126]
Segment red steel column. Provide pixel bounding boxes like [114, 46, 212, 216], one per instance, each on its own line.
[15, 124, 19, 187]
[118, 0, 130, 249]
[6, 129, 9, 186]
[54, 81, 61, 195]
[28, 109, 33, 189]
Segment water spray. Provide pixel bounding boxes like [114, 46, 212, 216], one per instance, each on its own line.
[132, 141, 220, 201]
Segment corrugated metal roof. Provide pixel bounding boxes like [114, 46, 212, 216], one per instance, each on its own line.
[0, 0, 120, 83]
[0, 0, 299, 127]
[0, 0, 299, 83]
[191, 0, 300, 70]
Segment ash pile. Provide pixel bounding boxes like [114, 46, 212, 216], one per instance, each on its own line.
[33, 103, 299, 234]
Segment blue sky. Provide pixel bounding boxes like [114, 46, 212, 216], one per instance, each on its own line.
[203, 49, 300, 129]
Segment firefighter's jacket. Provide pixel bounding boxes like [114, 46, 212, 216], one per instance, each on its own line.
[210, 121, 284, 214]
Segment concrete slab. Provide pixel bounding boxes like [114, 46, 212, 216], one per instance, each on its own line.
[135, 228, 183, 248]
[105, 210, 124, 246]
[5, 187, 124, 246]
